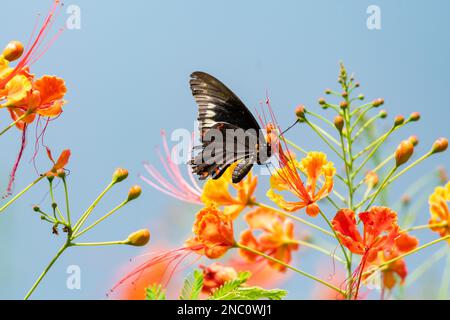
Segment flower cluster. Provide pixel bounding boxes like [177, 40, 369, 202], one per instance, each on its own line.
[126, 62, 449, 301]
[0, 1, 68, 195]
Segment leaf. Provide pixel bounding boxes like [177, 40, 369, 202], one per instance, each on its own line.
[179, 270, 204, 300]
[218, 287, 288, 300]
[145, 284, 166, 300]
[209, 272, 251, 300]
[209, 271, 286, 300]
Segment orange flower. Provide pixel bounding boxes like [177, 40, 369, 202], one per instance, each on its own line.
[363, 233, 418, 290]
[186, 207, 235, 259]
[202, 164, 257, 220]
[45, 148, 71, 177]
[239, 208, 299, 272]
[267, 150, 335, 217]
[0, 1, 62, 90]
[332, 207, 399, 261]
[428, 181, 450, 243]
[332, 207, 418, 295]
[7, 75, 67, 130]
[200, 263, 239, 294]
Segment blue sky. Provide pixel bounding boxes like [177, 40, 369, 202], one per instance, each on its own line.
[0, 0, 449, 299]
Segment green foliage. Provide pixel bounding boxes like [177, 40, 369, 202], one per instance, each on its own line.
[146, 284, 166, 300]
[179, 270, 204, 300]
[208, 271, 287, 300]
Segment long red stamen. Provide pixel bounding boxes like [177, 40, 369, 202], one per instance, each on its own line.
[110, 245, 204, 294]
[5, 125, 28, 198]
[0, 0, 62, 89]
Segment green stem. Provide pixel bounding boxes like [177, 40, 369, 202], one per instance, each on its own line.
[73, 200, 128, 239]
[358, 166, 396, 211]
[319, 209, 351, 267]
[62, 177, 71, 225]
[305, 110, 336, 129]
[236, 243, 346, 296]
[388, 153, 432, 184]
[439, 251, 450, 299]
[294, 239, 345, 264]
[401, 222, 448, 234]
[49, 180, 66, 223]
[404, 246, 448, 287]
[305, 120, 344, 160]
[24, 243, 70, 300]
[0, 111, 30, 137]
[254, 202, 335, 238]
[72, 240, 128, 247]
[72, 181, 115, 234]
[0, 176, 45, 214]
[364, 235, 450, 276]
[351, 113, 382, 142]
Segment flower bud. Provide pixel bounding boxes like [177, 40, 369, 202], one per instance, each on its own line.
[358, 94, 364, 100]
[33, 205, 40, 212]
[401, 194, 411, 206]
[395, 140, 414, 167]
[379, 109, 388, 119]
[295, 105, 305, 120]
[306, 203, 320, 217]
[126, 229, 150, 247]
[438, 166, 448, 184]
[409, 112, 421, 122]
[431, 138, 448, 154]
[355, 82, 360, 88]
[334, 115, 344, 132]
[342, 92, 348, 98]
[57, 169, 66, 178]
[325, 88, 331, 95]
[127, 185, 142, 201]
[318, 97, 326, 106]
[112, 168, 128, 183]
[2, 41, 24, 62]
[394, 115, 405, 127]
[365, 171, 379, 188]
[373, 98, 384, 107]
[408, 135, 419, 146]
[340, 101, 348, 109]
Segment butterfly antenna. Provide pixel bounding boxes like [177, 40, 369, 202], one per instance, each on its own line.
[280, 120, 299, 136]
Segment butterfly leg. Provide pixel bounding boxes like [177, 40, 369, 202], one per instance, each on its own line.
[232, 157, 254, 184]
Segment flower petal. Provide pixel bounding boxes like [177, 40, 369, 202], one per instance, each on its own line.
[332, 209, 365, 254]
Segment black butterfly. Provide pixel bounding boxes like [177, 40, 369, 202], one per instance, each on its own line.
[189, 72, 273, 184]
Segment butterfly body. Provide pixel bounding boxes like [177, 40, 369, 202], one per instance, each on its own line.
[189, 72, 272, 183]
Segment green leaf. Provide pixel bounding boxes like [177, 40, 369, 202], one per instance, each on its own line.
[179, 270, 204, 300]
[209, 271, 286, 300]
[209, 272, 251, 300]
[145, 284, 166, 300]
[221, 287, 287, 300]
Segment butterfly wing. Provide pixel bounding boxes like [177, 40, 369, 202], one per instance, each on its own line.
[190, 72, 262, 135]
[190, 122, 257, 181]
[189, 72, 265, 183]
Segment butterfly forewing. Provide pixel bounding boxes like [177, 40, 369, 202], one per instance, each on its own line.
[189, 72, 271, 183]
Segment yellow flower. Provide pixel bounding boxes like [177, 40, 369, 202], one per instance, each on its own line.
[429, 181, 450, 243]
[1, 74, 32, 106]
[201, 163, 257, 220]
[267, 151, 335, 217]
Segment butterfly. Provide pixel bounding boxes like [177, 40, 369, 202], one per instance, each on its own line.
[189, 72, 273, 184]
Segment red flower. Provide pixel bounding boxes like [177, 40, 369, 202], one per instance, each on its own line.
[332, 207, 417, 296]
